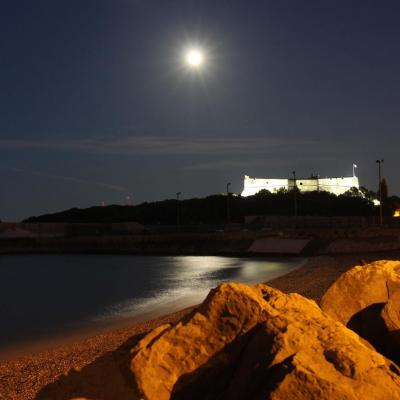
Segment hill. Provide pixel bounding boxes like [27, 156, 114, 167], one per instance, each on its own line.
[24, 190, 380, 224]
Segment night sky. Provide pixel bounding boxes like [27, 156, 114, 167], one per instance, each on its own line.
[1, 0, 400, 221]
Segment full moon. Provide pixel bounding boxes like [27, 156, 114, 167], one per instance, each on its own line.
[185, 49, 204, 67]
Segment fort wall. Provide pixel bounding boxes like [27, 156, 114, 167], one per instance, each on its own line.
[241, 175, 359, 197]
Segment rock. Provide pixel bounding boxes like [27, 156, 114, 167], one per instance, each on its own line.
[130, 282, 400, 400]
[321, 260, 400, 362]
[321, 260, 400, 325]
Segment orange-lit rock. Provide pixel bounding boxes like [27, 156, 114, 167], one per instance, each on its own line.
[321, 260, 400, 325]
[382, 290, 400, 345]
[321, 260, 400, 363]
[130, 283, 400, 400]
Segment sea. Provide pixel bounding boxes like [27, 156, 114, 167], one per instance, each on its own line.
[0, 254, 305, 351]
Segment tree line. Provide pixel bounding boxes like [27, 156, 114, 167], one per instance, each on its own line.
[24, 187, 400, 225]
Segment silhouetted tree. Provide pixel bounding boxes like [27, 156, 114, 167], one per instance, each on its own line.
[376, 178, 391, 215]
[253, 189, 271, 197]
[359, 186, 376, 202]
[380, 178, 389, 201]
[343, 187, 361, 197]
[24, 189, 379, 224]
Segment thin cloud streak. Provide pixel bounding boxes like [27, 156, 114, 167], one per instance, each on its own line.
[0, 136, 318, 156]
[0, 165, 128, 193]
[182, 152, 343, 172]
[182, 159, 289, 171]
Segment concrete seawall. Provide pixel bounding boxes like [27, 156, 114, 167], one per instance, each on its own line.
[0, 223, 399, 256]
[0, 233, 248, 256]
[0, 232, 312, 256]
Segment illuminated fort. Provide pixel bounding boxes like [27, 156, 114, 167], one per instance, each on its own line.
[241, 174, 360, 197]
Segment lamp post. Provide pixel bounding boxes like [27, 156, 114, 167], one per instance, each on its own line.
[376, 159, 384, 227]
[292, 171, 297, 219]
[226, 182, 231, 225]
[176, 192, 181, 227]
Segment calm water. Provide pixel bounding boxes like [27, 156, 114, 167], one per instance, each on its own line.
[0, 255, 305, 348]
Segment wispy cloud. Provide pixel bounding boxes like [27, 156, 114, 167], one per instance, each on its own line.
[0, 165, 128, 193]
[0, 135, 365, 177]
[0, 135, 317, 156]
[182, 159, 289, 171]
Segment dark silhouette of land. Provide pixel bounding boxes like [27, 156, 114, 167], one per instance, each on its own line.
[23, 190, 400, 225]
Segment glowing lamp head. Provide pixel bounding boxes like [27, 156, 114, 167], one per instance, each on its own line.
[185, 49, 204, 67]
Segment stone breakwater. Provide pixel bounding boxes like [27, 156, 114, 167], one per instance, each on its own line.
[35, 259, 400, 400]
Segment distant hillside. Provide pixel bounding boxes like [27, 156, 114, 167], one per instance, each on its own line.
[24, 190, 380, 224]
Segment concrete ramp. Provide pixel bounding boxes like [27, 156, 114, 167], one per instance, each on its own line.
[248, 238, 310, 255]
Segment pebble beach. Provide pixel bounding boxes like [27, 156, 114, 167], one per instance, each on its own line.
[1, 252, 399, 400]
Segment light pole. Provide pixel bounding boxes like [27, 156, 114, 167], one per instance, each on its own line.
[176, 192, 181, 227]
[226, 182, 231, 225]
[292, 171, 297, 219]
[376, 159, 384, 227]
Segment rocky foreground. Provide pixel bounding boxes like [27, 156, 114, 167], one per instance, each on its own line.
[131, 281, 400, 400]
[34, 259, 400, 400]
[2, 255, 400, 399]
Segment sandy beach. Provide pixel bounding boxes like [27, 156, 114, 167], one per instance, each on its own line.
[1, 252, 399, 400]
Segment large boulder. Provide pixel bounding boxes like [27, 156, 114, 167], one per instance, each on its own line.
[130, 282, 400, 400]
[320, 260, 400, 325]
[321, 260, 400, 362]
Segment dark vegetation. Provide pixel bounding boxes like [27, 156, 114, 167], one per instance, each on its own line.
[24, 188, 400, 225]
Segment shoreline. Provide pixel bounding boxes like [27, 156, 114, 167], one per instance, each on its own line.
[0, 304, 199, 362]
[1, 252, 400, 399]
[0, 255, 306, 361]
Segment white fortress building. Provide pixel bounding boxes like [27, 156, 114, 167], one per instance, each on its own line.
[241, 174, 360, 197]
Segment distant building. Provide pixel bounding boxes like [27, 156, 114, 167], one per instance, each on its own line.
[241, 174, 360, 197]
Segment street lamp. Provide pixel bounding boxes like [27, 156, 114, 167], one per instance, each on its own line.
[226, 182, 231, 225]
[292, 171, 297, 219]
[376, 159, 384, 227]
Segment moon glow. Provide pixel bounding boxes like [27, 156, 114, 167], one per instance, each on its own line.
[185, 49, 204, 67]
